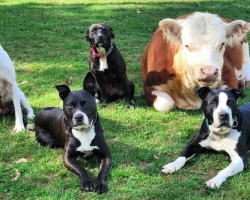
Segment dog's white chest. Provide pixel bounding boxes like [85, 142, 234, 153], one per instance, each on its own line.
[97, 47, 108, 72]
[99, 56, 108, 71]
[72, 126, 99, 155]
[199, 129, 241, 154]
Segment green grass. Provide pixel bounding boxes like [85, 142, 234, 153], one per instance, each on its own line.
[1, 0, 250, 199]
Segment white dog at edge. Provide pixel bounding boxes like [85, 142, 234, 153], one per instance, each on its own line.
[0, 45, 34, 132]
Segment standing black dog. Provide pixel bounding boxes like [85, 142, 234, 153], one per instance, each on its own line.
[34, 72, 111, 194]
[162, 87, 250, 188]
[85, 23, 134, 107]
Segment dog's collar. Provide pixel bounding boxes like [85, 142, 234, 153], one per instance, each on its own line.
[89, 42, 113, 58]
[206, 118, 209, 128]
[89, 45, 102, 58]
[105, 42, 113, 56]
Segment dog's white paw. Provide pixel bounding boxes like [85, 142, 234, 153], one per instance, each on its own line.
[95, 99, 100, 104]
[162, 157, 187, 174]
[27, 112, 35, 119]
[162, 163, 178, 174]
[205, 174, 226, 188]
[13, 123, 25, 133]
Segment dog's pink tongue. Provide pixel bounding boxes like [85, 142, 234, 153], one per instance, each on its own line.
[89, 46, 102, 58]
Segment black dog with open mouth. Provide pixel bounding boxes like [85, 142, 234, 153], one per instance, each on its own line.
[85, 23, 135, 107]
[162, 87, 250, 188]
[34, 72, 111, 194]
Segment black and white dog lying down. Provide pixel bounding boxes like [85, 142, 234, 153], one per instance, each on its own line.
[85, 23, 135, 107]
[34, 72, 111, 194]
[162, 87, 250, 188]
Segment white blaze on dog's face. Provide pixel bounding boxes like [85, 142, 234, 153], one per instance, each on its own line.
[159, 12, 250, 88]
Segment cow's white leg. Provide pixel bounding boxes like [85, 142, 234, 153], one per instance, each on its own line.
[162, 157, 187, 174]
[152, 90, 175, 112]
[205, 156, 244, 188]
[242, 42, 250, 86]
[12, 83, 25, 132]
[19, 89, 34, 119]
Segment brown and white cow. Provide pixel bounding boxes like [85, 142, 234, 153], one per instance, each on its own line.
[141, 12, 250, 112]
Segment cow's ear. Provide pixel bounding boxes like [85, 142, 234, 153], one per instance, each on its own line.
[159, 19, 182, 43]
[195, 86, 211, 100]
[226, 20, 250, 46]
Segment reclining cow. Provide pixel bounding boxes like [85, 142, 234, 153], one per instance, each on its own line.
[141, 12, 250, 112]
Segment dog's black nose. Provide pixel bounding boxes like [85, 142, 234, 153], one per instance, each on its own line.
[219, 111, 229, 120]
[97, 35, 103, 40]
[74, 114, 83, 122]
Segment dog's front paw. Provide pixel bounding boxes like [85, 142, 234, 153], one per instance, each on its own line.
[13, 123, 25, 133]
[161, 157, 187, 174]
[101, 99, 108, 107]
[27, 112, 35, 119]
[162, 163, 178, 174]
[126, 100, 134, 108]
[95, 182, 107, 194]
[205, 174, 226, 189]
[95, 99, 101, 104]
[80, 179, 94, 191]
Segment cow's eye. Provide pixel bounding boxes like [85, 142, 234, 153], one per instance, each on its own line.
[185, 44, 192, 51]
[219, 42, 225, 50]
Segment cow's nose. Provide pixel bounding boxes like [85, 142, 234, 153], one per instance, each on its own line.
[74, 114, 83, 122]
[200, 67, 218, 78]
[219, 111, 229, 121]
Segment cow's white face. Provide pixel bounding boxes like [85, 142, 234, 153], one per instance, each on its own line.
[160, 12, 250, 88]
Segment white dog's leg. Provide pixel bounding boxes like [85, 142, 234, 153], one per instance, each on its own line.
[205, 156, 244, 188]
[12, 82, 25, 132]
[19, 89, 34, 119]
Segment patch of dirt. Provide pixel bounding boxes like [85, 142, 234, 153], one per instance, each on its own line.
[168, 127, 178, 131]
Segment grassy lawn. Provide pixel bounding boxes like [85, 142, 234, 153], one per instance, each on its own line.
[1, 0, 250, 199]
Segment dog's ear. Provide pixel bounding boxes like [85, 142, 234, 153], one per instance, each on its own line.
[195, 86, 211, 100]
[85, 29, 90, 41]
[83, 72, 96, 96]
[55, 85, 71, 100]
[110, 27, 115, 39]
[230, 88, 246, 99]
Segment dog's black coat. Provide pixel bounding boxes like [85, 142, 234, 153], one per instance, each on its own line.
[85, 23, 134, 106]
[34, 72, 111, 194]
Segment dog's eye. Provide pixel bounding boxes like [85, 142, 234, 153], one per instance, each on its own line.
[227, 99, 234, 105]
[67, 105, 73, 109]
[81, 101, 90, 106]
[209, 101, 215, 106]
